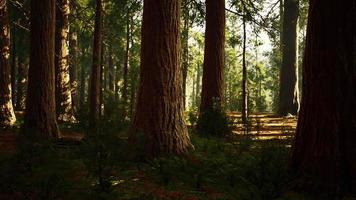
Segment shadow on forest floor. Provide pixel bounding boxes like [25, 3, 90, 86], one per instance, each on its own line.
[0, 113, 343, 200]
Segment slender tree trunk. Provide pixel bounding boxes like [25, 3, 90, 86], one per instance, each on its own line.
[69, 30, 78, 111]
[242, 14, 248, 124]
[10, 29, 16, 107]
[55, 0, 75, 122]
[278, 0, 299, 116]
[99, 42, 105, 115]
[16, 33, 28, 111]
[108, 45, 114, 94]
[114, 63, 120, 102]
[89, 0, 103, 129]
[131, 0, 192, 157]
[122, 8, 130, 107]
[200, 0, 225, 113]
[0, 1, 16, 127]
[279, 0, 284, 50]
[195, 63, 201, 108]
[291, 0, 356, 194]
[79, 47, 86, 109]
[181, 12, 189, 110]
[23, 0, 59, 138]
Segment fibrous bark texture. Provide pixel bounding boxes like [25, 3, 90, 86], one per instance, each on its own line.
[69, 30, 78, 110]
[278, 0, 300, 116]
[23, 0, 59, 138]
[89, 0, 103, 129]
[132, 0, 192, 157]
[55, 0, 75, 122]
[0, 1, 16, 127]
[291, 0, 356, 194]
[200, 0, 225, 113]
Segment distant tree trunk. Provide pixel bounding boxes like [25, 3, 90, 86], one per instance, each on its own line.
[23, 0, 59, 138]
[291, 0, 356, 194]
[278, 0, 299, 116]
[279, 0, 284, 50]
[181, 11, 189, 109]
[55, 0, 75, 122]
[10, 29, 16, 107]
[16, 32, 28, 111]
[107, 45, 115, 94]
[129, 15, 136, 118]
[89, 0, 103, 129]
[131, 0, 192, 157]
[99, 42, 105, 115]
[0, 1, 16, 127]
[200, 0, 225, 113]
[195, 63, 201, 108]
[69, 30, 78, 111]
[16, 55, 28, 111]
[241, 14, 248, 124]
[79, 47, 86, 109]
[114, 63, 120, 102]
[122, 8, 130, 107]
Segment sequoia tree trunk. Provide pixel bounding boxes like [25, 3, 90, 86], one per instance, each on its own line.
[131, 0, 192, 157]
[55, 0, 75, 122]
[89, 0, 103, 129]
[200, 0, 225, 113]
[23, 0, 59, 138]
[278, 0, 299, 116]
[0, 0, 16, 127]
[291, 0, 356, 194]
[69, 30, 78, 110]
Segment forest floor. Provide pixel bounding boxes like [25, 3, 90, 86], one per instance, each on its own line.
[1, 113, 334, 200]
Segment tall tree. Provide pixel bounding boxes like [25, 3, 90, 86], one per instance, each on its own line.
[200, 0, 225, 113]
[55, 0, 75, 122]
[278, 0, 299, 116]
[0, 0, 16, 127]
[291, 0, 356, 194]
[69, 30, 78, 110]
[122, 8, 130, 108]
[89, 0, 103, 129]
[181, 1, 189, 109]
[15, 32, 28, 111]
[23, 0, 59, 137]
[241, 12, 248, 125]
[131, 0, 192, 156]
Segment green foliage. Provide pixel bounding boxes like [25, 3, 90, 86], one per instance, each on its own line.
[81, 103, 128, 196]
[196, 104, 233, 138]
[0, 133, 84, 199]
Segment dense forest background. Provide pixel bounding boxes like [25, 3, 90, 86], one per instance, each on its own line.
[0, 0, 355, 199]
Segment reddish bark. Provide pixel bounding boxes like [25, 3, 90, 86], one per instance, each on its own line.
[0, 1, 16, 127]
[131, 0, 192, 156]
[55, 0, 75, 122]
[23, 0, 59, 138]
[291, 0, 356, 194]
[200, 0, 225, 113]
[89, 0, 103, 129]
[278, 0, 300, 116]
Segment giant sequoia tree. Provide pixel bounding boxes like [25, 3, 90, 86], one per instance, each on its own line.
[291, 0, 356, 194]
[131, 0, 192, 156]
[0, 0, 16, 127]
[23, 0, 59, 137]
[55, 0, 75, 122]
[200, 0, 225, 112]
[278, 0, 299, 116]
[89, 0, 103, 129]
